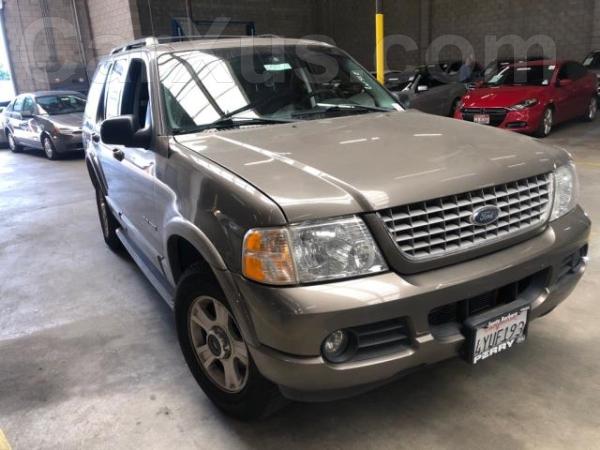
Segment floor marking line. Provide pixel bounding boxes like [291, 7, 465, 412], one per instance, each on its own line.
[574, 160, 600, 169]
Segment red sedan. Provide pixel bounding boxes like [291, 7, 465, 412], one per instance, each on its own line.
[455, 60, 598, 137]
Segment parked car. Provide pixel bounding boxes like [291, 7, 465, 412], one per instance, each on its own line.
[0, 100, 9, 146]
[455, 60, 598, 137]
[85, 37, 589, 419]
[583, 50, 600, 95]
[394, 65, 467, 116]
[3, 91, 86, 159]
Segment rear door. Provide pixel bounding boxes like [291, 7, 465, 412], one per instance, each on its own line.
[19, 96, 41, 148]
[9, 96, 25, 142]
[555, 63, 579, 121]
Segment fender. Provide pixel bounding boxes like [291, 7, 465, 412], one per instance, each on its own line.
[85, 153, 108, 196]
[164, 217, 260, 347]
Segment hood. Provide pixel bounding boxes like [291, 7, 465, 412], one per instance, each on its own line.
[175, 111, 566, 223]
[44, 112, 84, 129]
[463, 85, 547, 109]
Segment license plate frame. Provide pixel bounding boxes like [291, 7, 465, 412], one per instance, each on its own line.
[464, 300, 530, 365]
[474, 113, 490, 125]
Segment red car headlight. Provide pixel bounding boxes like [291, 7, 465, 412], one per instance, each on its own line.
[509, 98, 539, 111]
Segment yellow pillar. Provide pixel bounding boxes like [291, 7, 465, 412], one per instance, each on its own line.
[376, 0, 385, 84]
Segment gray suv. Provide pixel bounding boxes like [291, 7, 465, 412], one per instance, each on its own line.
[83, 37, 590, 419]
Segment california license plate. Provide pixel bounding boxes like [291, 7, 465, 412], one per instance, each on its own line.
[474, 114, 490, 125]
[464, 302, 530, 364]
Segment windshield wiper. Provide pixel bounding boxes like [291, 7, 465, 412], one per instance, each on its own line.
[293, 103, 390, 117]
[173, 117, 294, 135]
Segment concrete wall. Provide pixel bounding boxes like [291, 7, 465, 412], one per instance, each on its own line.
[3, 0, 87, 93]
[85, 0, 140, 61]
[137, 0, 321, 38]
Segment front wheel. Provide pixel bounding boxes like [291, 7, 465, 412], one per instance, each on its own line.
[175, 268, 285, 420]
[535, 107, 553, 138]
[584, 97, 598, 122]
[42, 135, 58, 160]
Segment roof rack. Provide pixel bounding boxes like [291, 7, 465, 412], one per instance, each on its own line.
[110, 34, 284, 55]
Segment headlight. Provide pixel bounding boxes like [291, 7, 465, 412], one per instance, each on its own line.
[551, 162, 579, 221]
[510, 98, 539, 111]
[242, 216, 388, 285]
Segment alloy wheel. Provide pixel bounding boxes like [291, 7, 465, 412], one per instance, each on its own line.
[43, 138, 54, 159]
[543, 109, 553, 136]
[188, 295, 249, 393]
[589, 98, 598, 120]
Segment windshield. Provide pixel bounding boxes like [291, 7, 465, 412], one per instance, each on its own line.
[36, 94, 86, 115]
[486, 65, 556, 87]
[158, 45, 401, 134]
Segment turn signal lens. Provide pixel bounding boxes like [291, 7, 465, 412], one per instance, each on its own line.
[242, 228, 297, 285]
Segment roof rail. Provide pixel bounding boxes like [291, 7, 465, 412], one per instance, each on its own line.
[109, 34, 286, 55]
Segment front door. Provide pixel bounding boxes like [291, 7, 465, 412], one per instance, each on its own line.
[97, 56, 160, 268]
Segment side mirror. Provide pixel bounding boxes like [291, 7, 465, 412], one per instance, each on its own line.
[417, 85, 429, 92]
[557, 78, 573, 87]
[100, 115, 151, 148]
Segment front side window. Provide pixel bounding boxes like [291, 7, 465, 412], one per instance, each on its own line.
[158, 45, 400, 134]
[36, 94, 86, 115]
[104, 59, 128, 119]
[487, 64, 556, 87]
[13, 96, 24, 112]
[85, 61, 111, 123]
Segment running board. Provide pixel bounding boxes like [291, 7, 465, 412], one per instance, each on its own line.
[116, 228, 175, 307]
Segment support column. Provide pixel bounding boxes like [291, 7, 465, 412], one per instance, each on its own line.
[375, 0, 385, 83]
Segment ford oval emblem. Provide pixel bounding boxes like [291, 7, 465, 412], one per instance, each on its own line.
[471, 205, 500, 226]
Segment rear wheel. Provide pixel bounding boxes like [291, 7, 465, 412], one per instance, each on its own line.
[175, 268, 285, 420]
[7, 131, 22, 153]
[42, 135, 58, 160]
[535, 107, 553, 138]
[584, 97, 597, 122]
[95, 189, 122, 251]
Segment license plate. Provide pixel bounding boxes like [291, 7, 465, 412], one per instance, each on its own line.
[464, 303, 530, 364]
[474, 114, 490, 124]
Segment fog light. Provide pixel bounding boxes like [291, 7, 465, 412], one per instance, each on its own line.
[322, 330, 349, 361]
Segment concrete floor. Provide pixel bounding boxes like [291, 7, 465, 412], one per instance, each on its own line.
[1, 119, 599, 450]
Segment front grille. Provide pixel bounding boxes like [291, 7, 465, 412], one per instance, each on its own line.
[461, 107, 508, 127]
[379, 173, 554, 261]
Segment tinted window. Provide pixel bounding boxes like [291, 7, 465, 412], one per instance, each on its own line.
[583, 53, 600, 69]
[104, 59, 128, 119]
[487, 64, 555, 86]
[121, 59, 150, 129]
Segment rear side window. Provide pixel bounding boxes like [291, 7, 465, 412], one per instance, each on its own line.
[85, 61, 111, 123]
[104, 59, 128, 119]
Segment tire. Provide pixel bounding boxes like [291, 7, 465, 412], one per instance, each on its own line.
[175, 267, 285, 420]
[584, 96, 598, 122]
[42, 135, 59, 160]
[95, 189, 123, 251]
[449, 98, 461, 117]
[7, 131, 22, 153]
[535, 107, 553, 138]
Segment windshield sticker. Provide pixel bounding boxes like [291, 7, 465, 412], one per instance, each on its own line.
[264, 63, 292, 71]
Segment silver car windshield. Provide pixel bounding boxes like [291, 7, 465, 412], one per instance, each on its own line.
[36, 94, 86, 115]
[157, 45, 401, 133]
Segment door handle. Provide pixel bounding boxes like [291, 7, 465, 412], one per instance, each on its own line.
[112, 148, 125, 161]
[92, 133, 100, 143]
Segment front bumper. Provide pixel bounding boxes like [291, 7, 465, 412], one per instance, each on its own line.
[456, 106, 544, 135]
[52, 132, 84, 153]
[234, 207, 590, 400]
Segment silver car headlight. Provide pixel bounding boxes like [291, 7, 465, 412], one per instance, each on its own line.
[551, 162, 579, 221]
[242, 216, 388, 285]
